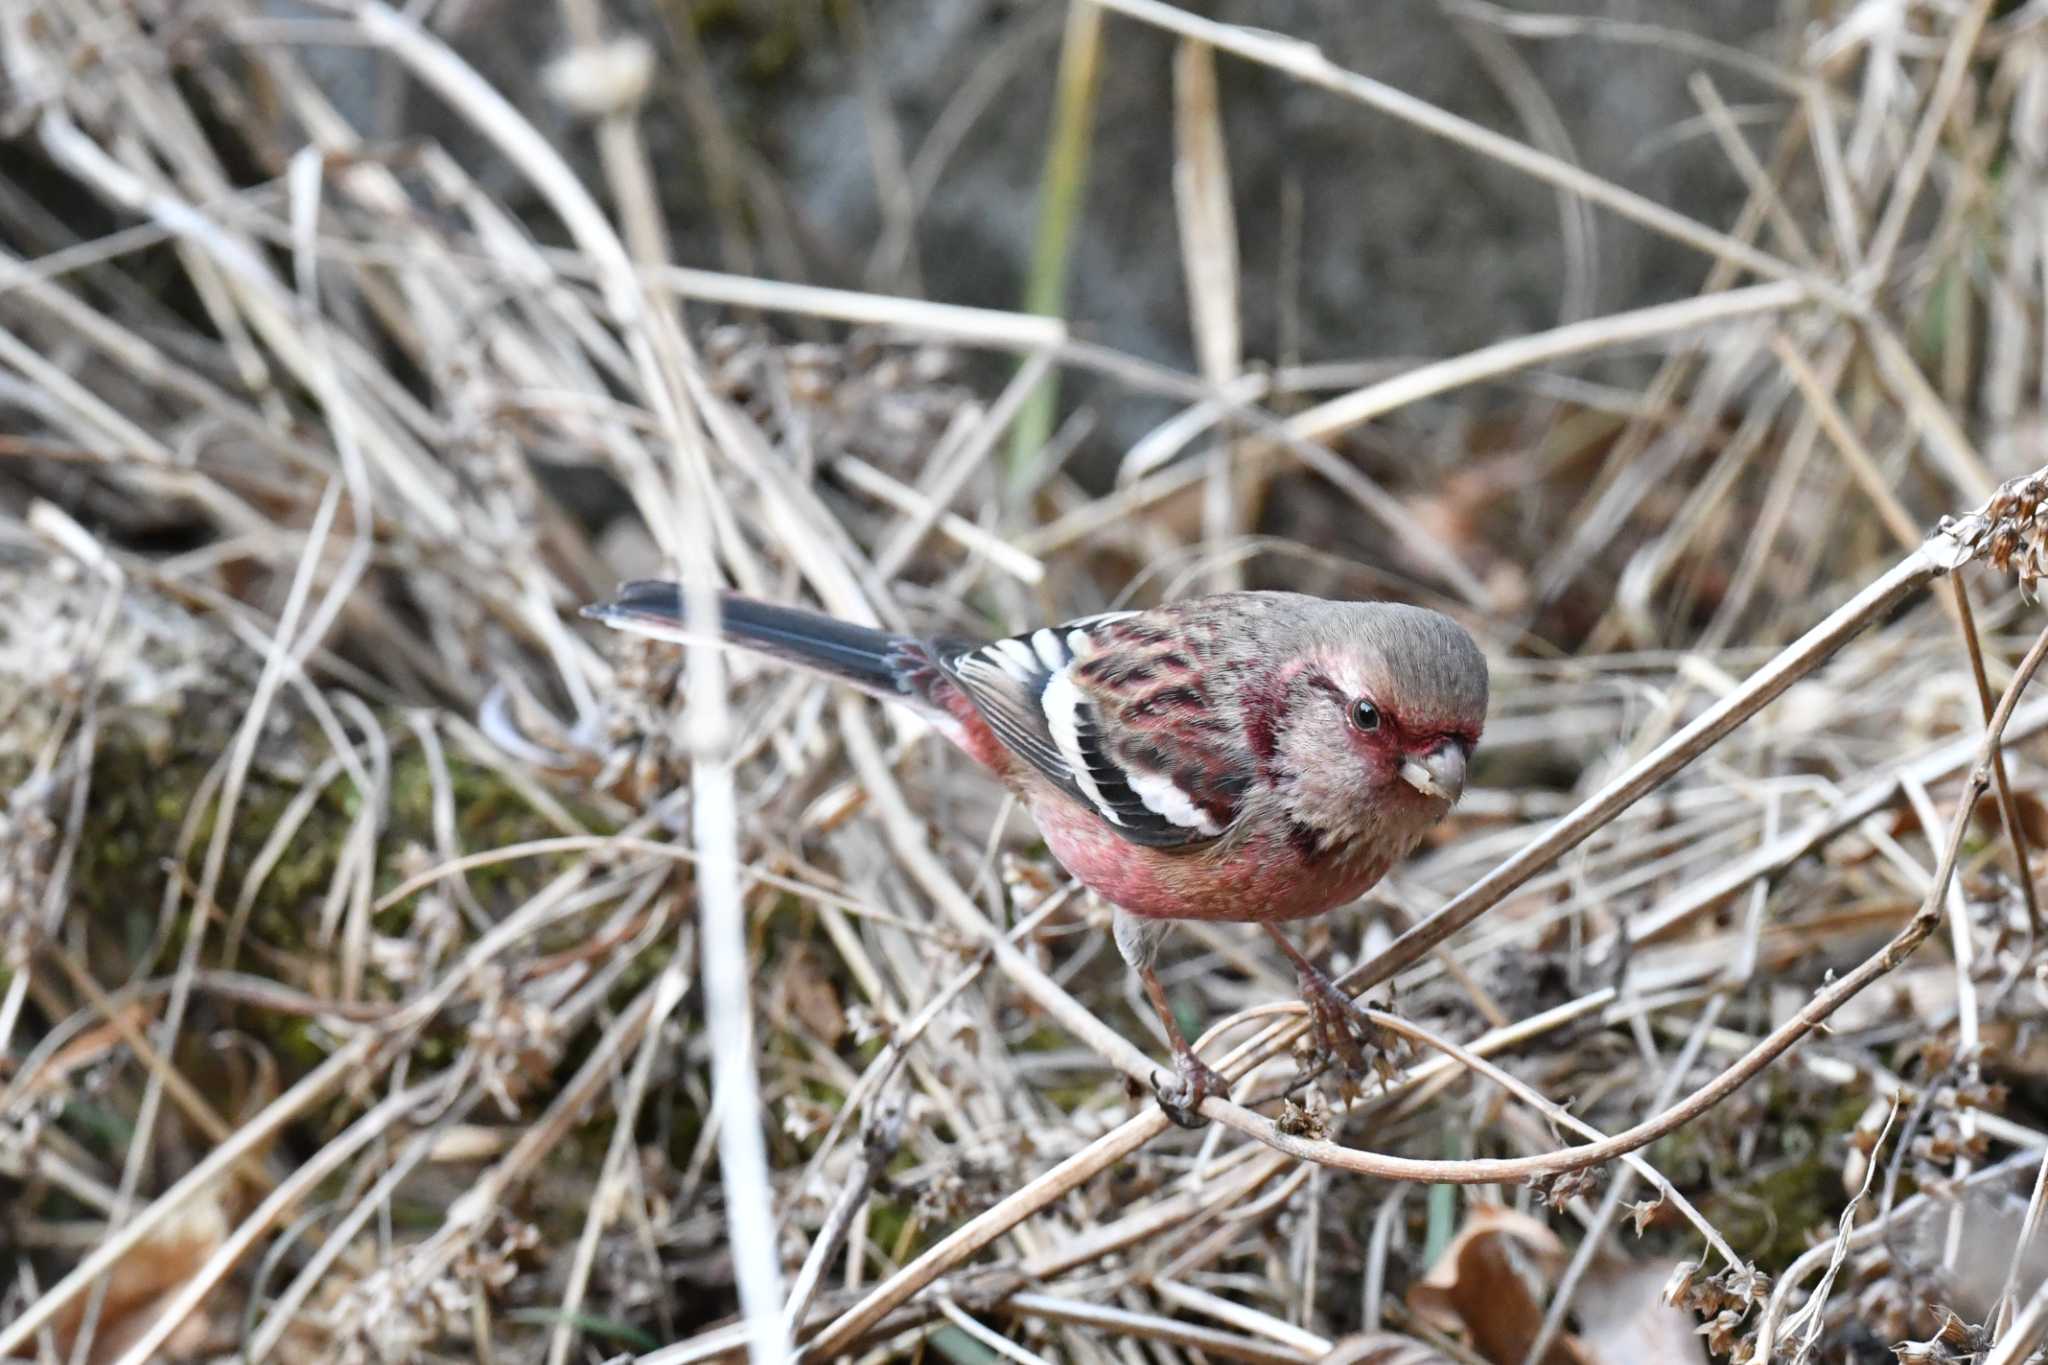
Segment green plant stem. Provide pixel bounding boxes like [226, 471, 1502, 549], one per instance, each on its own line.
[1010, 0, 1105, 482]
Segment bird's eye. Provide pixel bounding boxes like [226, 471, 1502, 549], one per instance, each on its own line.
[1348, 698, 1382, 733]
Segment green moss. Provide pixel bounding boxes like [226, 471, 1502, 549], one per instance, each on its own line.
[388, 1197, 457, 1232]
[864, 1195, 915, 1262]
[1686, 1086, 1871, 1271]
[64, 694, 354, 964]
[266, 1015, 334, 1072]
[58, 1097, 135, 1156]
[67, 699, 612, 1034]
[374, 747, 608, 946]
[42, 657, 719, 1197]
[70, 734, 197, 928]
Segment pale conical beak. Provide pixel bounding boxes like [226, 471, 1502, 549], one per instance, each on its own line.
[1399, 743, 1467, 804]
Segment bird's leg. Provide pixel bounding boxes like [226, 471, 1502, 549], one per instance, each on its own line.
[1137, 964, 1227, 1128]
[1263, 922, 1373, 1076]
[1115, 908, 1224, 1127]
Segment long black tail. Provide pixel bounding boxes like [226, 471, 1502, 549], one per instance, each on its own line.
[583, 581, 925, 701]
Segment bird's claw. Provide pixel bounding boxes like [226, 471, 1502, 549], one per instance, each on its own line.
[1152, 1050, 1228, 1128]
[1296, 967, 1375, 1078]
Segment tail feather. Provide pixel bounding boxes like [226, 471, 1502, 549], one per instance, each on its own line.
[583, 582, 923, 701]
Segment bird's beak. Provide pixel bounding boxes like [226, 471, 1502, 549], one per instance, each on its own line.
[1399, 743, 1467, 804]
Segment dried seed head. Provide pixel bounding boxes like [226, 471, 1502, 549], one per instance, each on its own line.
[1942, 470, 2048, 593]
[1662, 1258, 1700, 1307]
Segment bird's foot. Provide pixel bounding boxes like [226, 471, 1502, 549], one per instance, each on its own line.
[1295, 965, 1379, 1080]
[1152, 1049, 1228, 1128]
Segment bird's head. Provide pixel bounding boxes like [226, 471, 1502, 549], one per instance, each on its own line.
[1262, 602, 1489, 851]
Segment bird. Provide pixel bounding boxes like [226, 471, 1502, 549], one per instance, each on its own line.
[583, 583, 1488, 1125]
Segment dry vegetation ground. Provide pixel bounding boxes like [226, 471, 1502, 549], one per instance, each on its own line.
[4, 1, 2048, 1362]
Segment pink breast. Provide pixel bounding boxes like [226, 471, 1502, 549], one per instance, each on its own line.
[1030, 797, 1389, 923]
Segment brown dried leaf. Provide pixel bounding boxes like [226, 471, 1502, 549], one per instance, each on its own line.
[779, 942, 847, 1046]
[1408, 1204, 1587, 1365]
[1985, 786, 2048, 846]
[46, 1192, 227, 1365]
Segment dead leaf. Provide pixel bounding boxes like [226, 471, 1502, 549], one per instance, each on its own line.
[779, 943, 846, 1045]
[1982, 786, 2048, 847]
[42, 1192, 227, 1365]
[1409, 1204, 1586, 1365]
[1407, 1206, 1701, 1365]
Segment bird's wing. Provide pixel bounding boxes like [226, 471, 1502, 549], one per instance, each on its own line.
[937, 608, 1251, 848]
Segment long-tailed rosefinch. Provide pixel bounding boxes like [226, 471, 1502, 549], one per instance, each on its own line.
[585, 584, 1488, 1124]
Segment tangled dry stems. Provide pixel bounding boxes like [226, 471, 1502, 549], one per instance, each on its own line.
[3, 1, 2048, 1363]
